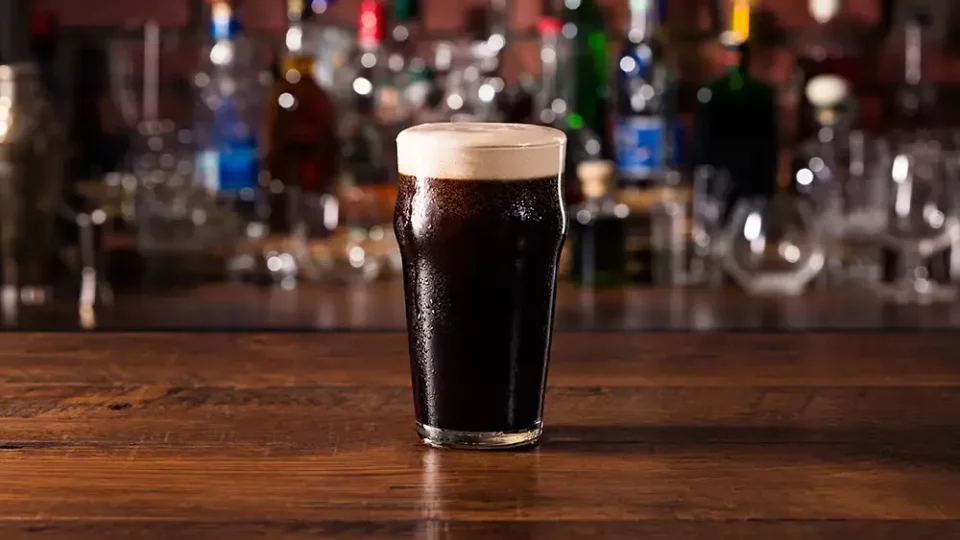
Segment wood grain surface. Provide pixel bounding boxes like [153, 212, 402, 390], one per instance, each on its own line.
[0, 332, 958, 538]
[12, 280, 960, 330]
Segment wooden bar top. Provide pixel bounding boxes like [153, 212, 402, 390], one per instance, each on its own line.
[14, 280, 960, 330]
[1, 332, 958, 538]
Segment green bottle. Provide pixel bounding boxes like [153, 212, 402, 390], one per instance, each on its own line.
[694, 0, 778, 210]
[561, 0, 610, 153]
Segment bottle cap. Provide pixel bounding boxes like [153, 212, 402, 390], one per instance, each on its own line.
[210, 2, 238, 40]
[288, 0, 306, 21]
[358, 0, 385, 47]
[577, 160, 615, 200]
[537, 16, 561, 37]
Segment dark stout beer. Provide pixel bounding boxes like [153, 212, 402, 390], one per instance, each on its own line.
[394, 123, 567, 449]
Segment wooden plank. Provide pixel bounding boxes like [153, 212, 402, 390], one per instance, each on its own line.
[21, 282, 960, 331]
[0, 442, 958, 521]
[0, 331, 955, 529]
[2, 520, 959, 540]
[1, 385, 959, 448]
[0, 386, 960, 455]
[0, 333, 958, 388]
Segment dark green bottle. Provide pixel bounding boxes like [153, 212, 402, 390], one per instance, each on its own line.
[693, 1, 778, 214]
[561, 0, 610, 154]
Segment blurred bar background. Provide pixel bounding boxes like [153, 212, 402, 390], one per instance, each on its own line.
[6, 0, 960, 329]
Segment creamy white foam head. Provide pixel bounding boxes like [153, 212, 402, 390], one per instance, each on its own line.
[396, 123, 566, 180]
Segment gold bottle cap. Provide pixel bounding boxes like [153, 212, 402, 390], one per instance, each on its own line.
[577, 160, 615, 200]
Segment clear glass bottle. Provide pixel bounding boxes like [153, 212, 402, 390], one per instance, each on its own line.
[194, 1, 268, 277]
[569, 160, 630, 288]
[535, 15, 603, 206]
[341, 0, 391, 189]
[387, 0, 429, 122]
[263, 0, 342, 284]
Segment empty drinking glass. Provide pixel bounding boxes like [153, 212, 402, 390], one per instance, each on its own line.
[874, 141, 960, 303]
[722, 194, 826, 296]
[689, 166, 732, 286]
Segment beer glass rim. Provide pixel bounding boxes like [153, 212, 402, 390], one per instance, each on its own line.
[396, 122, 567, 150]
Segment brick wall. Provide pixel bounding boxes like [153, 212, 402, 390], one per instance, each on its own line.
[36, 0, 884, 32]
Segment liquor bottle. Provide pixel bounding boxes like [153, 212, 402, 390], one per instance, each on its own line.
[535, 15, 564, 127]
[0, 0, 65, 303]
[569, 160, 629, 288]
[0, 0, 30, 64]
[694, 0, 778, 215]
[388, 0, 420, 72]
[561, 0, 610, 154]
[459, 2, 508, 122]
[195, 1, 261, 195]
[28, 8, 59, 104]
[387, 0, 429, 118]
[306, 0, 349, 95]
[265, 0, 340, 197]
[614, 0, 674, 188]
[794, 0, 866, 142]
[535, 15, 603, 205]
[341, 0, 392, 189]
[481, 0, 509, 116]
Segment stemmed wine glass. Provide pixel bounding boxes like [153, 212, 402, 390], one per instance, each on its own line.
[689, 166, 732, 286]
[874, 140, 960, 303]
[722, 193, 826, 296]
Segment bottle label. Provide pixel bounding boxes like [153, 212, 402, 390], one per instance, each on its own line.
[614, 117, 664, 181]
[196, 150, 221, 193]
[196, 143, 259, 193]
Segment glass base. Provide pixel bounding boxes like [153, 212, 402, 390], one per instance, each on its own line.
[875, 278, 957, 304]
[417, 422, 542, 450]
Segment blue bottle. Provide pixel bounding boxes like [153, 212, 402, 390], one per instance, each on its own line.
[613, 0, 676, 187]
[195, 1, 261, 194]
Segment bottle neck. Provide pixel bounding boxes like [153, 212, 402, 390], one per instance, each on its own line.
[721, 42, 749, 73]
[536, 17, 562, 124]
[904, 20, 923, 87]
[719, 0, 751, 81]
[285, 0, 310, 60]
[287, 0, 308, 26]
[358, 0, 385, 50]
[392, 0, 419, 21]
[729, 0, 751, 44]
[539, 38, 559, 105]
[627, 0, 659, 43]
[210, 2, 238, 41]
